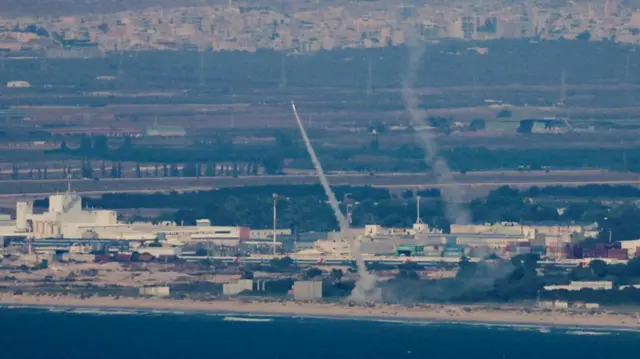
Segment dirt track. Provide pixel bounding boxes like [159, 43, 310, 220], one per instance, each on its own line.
[0, 170, 638, 199]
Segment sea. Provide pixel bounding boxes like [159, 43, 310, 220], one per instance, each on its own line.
[0, 307, 638, 359]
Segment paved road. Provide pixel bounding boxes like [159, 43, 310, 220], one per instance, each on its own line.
[0, 170, 638, 199]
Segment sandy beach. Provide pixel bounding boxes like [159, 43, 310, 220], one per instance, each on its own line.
[1, 293, 639, 329]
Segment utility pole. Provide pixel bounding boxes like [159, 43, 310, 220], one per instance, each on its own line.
[559, 69, 567, 106]
[279, 54, 287, 89]
[366, 56, 373, 96]
[416, 195, 423, 224]
[118, 51, 124, 77]
[272, 193, 278, 256]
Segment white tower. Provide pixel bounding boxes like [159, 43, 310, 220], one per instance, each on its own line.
[15, 201, 32, 232]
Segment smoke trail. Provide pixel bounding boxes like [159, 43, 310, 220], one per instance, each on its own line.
[402, 36, 470, 225]
[291, 101, 379, 302]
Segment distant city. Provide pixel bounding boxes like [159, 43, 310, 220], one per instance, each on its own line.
[1, 0, 640, 55]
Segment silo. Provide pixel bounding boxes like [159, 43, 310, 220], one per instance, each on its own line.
[15, 201, 32, 231]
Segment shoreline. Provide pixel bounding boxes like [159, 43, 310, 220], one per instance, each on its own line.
[1, 294, 640, 329]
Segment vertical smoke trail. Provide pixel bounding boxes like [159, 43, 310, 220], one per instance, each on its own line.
[402, 37, 470, 225]
[291, 102, 379, 302]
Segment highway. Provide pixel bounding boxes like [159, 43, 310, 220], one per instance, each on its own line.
[0, 170, 638, 199]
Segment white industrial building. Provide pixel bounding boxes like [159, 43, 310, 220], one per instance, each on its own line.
[544, 281, 613, 292]
[0, 192, 252, 244]
[6, 80, 30, 88]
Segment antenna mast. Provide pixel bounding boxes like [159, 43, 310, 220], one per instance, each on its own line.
[366, 56, 372, 96]
[416, 195, 423, 224]
[279, 53, 287, 89]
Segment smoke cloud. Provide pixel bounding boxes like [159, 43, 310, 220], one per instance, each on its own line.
[382, 258, 515, 303]
[401, 34, 470, 225]
[291, 102, 380, 302]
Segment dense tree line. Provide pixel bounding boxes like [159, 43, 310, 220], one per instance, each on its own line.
[38, 132, 640, 175]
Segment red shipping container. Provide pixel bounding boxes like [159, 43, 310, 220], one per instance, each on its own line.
[585, 248, 606, 258]
[239, 226, 251, 240]
[114, 254, 132, 262]
[94, 254, 111, 263]
[607, 249, 629, 260]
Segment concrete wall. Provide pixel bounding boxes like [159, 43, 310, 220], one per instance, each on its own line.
[293, 281, 322, 301]
[140, 286, 171, 297]
[223, 279, 254, 296]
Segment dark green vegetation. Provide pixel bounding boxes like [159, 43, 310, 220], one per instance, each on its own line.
[31, 184, 640, 242]
[3, 131, 640, 181]
[384, 254, 640, 305]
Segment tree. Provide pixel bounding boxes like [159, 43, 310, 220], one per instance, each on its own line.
[110, 162, 118, 178]
[241, 270, 254, 280]
[577, 31, 591, 41]
[627, 257, 640, 277]
[270, 256, 294, 271]
[170, 164, 179, 177]
[79, 135, 92, 154]
[496, 109, 513, 118]
[330, 268, 344, 283]
[121, 136, 133, 151]
[262, 152, 285, 175]
[135, 162, 141, 178]
[304, 267, 323, 279]
[182, 163, 198, 177]
[92, 135, 108, 154]
[205, 162, 215, 177]
[469, 118, 486, 131]
[100, 160, 106, 178]
[589, 259, 608, 277]
[232, 162, 239, 178]
[274, 130, 294, 150]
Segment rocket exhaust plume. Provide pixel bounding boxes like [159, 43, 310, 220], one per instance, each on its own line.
[291, 101, 379, 302]
[402, 36, 470, 225]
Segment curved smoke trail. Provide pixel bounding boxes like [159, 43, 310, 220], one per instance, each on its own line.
[291, 101, 379, 302]
[402, 36, 470, 225]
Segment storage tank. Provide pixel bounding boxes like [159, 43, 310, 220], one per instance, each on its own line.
[15, 201, 32, 231]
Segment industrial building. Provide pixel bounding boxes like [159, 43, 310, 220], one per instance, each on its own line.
[144, 125, 186, 137]
[0, 192, 253, 246]
[6, 80, 30, 88]
[543, 281, 613, 292]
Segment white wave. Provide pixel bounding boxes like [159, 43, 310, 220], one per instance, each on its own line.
[565, 331, 611, 336]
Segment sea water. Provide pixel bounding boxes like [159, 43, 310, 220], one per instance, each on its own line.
[0, 307, 638, 359]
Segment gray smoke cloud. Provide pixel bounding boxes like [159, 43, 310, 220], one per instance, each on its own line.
[291, 102, 380, 303]
[381, 258, 515, 303]
[402, 35, 470, 225]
